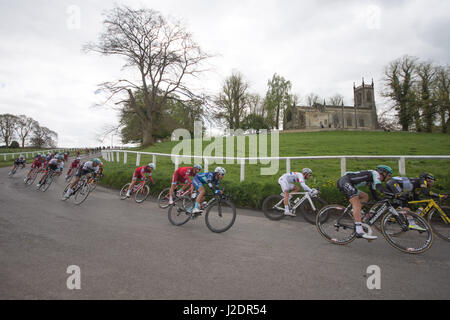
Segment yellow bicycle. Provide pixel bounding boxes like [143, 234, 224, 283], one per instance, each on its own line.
[408, 197, 450, 242]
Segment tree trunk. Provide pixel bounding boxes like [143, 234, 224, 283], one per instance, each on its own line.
[142, 120, 154, 146]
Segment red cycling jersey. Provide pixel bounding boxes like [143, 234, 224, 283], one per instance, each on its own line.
[133, 166, 154, 183]
[172, 166, 195, 184]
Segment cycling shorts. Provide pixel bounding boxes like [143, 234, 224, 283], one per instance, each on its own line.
[278, 177, 296, 193]
[337, 176, 360, 200]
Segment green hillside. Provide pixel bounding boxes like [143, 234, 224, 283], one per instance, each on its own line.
[100, 131, 450, 207]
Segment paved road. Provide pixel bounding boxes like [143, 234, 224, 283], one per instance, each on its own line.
[1, 164, 449, 300]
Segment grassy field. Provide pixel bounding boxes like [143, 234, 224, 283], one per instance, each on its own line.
[100, 131, 450, 208]
[0, 148, 69, 168]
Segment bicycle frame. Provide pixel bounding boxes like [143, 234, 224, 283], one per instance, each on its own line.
[274, 192, 318, 212]
[408, 199, 450, 224]
[337, 199, 409, 232]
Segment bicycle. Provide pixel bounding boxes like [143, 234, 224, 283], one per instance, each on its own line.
[37, 169, 60, 192]
[262, 191, 327, 224]
[168, 190, 237, 233]
[158, 183, 196, 209]
[119, 178, 151, 203]
[316, 197, 434, 254]
[24, 166, 43, 186]
[8, 163, 25, 177]
[65, 166, 80, 183]
[62, 174, 95, 205]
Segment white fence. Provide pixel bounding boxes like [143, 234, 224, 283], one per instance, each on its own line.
[101, 150, 450, 182]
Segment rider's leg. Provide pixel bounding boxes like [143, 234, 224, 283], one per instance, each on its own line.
[193, 186, 206, 213]
[127, 178, 138, 197]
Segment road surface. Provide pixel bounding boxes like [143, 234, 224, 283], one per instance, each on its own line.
[1, 164, 449, 300]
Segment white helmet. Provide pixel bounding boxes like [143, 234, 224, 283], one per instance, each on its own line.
[302, 168, 312, 175]
[214, 167, 226, 175]
[147, 163, 155, 169]
[19, 155, 24, 159]
[193, 164, 202, 170]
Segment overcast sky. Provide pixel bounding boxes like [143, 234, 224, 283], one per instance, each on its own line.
[0, 0, 449, 147]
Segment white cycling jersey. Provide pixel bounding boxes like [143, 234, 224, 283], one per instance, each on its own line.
[82, 161, 99, 173]
[279, 172, 313, 193]
[48, 159, 64, 171]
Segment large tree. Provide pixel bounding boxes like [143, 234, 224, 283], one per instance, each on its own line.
[383, 55, 418, 131]
[264, 73, 293, 129]
[30, 125, 57, 148]
[84, 6, 211, 146]
[213, 71, 250, 129]
[434, 65, 450, 133]
[0, 114, 18, 147]
[15, 115, 38, 147]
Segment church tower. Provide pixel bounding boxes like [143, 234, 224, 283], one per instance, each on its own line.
[353, 78, 379, 129]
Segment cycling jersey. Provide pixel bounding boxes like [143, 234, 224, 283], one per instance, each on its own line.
[387, 177, 441, 201]
[337, 170, 391, 200]
[47, 159, 64, 171]
[76, 161, 99, 178]
[14, 158, 26, 165]
[278, 172, 312, 193]
[132, 166, 154, 183]
[69, 159, 81, 169]
[172, 167, 195, 184]
[192, 172, 220, 191]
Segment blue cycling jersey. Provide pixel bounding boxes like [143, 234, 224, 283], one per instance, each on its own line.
[192, 172, 220, 190]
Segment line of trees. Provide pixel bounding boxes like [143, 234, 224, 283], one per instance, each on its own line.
[89, 6, 449, 147]
[0, 114, 58, 148]
[383, 55, 450, 133]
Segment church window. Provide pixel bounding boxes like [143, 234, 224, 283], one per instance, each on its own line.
[360, 118, 365, 127]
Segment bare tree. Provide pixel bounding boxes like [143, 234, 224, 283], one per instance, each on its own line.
[84, 6, 212, 146]
[30, 125, 58, 148]
[328, 94, 344, 106]
[15, 115, 38, 147]
[213, 71, 250, 129]
[0, 114, 19, 147]
[434, 65, 450, 133]
[416, 62, 437, 132]
[306, 93, 320, 107]
[382, 55, 418, 131]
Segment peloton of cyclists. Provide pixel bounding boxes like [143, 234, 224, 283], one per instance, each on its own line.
[36, 155, 65, 188]
[64, 158, 103, 199]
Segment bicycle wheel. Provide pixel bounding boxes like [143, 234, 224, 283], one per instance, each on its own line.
[25, 169, 38, 186]
[299, 197, 328, 224]
[158, 187, 171, 209]
[381, 211, 433, 254]
[168, 196, 193, 226]
[205, 199, 237, 233]
[262, 195, 285, 220]
[316, 205, 357, 245]
[428, 206, 450, 242]
[74, 182, 91, 205]
[135, 185, 150, 203]
[120, 183, 131, 200]
[61, 182, 71, 201]
[41, 175, 53, 192]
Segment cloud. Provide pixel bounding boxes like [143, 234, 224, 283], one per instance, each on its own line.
[0, 0, 449, 146]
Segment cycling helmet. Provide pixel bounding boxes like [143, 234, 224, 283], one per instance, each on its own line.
[376, 165, 393, 175]
[420, 172, 435, 181]
[93, 158, 101, 164]
[302, 168, 312, 175]
[147, 163, 155, 169]
[57, 155, 64, 160]
[19, 155, 24, 159]
[75, 156, 81, 161]
[214, 167, 226, 175]
[193, 164, 202, 170]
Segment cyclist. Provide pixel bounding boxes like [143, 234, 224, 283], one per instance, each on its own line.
[66, 156, 82, 179]
[36, 155, 64, 187]
[278, 168, 318, 217]
[190, 167, 226, 215]
[168, 164, 202, 205]
[336, 165, 394, 240]
[24, 153, 45, 182]
[386, 172, 448, 230]
[63, 151, 70, 162]
[125, 163, 155, 198]
[64, 158, 102, 199]
[10, 155, 26, 174]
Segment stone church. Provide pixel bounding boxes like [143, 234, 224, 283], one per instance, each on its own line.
[284, 79, 379, 130]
